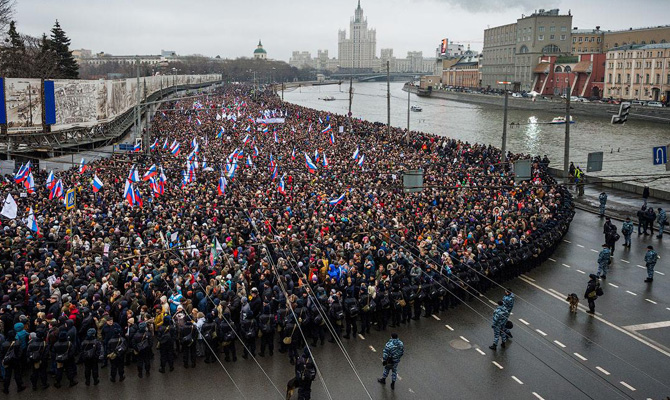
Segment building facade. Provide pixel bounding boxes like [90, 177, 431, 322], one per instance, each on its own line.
[442, 52, 481, 88]
[482, 23, 517, 89]
[603, 43, 670, 103]
[289, 51, 312, 69]
[571, 27, 604, 54]
[253, 40, 267, 60]
[532, 53, 606, 98]
[603, 25, 670, 52]
[338, 1, 376, 70]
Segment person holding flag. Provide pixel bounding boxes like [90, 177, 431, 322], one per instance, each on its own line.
[91, 175, 104, 193]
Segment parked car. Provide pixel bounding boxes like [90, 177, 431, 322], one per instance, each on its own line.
[647, 101, 664, 107]
[575, 97, 590, 102]
[512, 92, 523, 98]
[631, 100, 646, 106]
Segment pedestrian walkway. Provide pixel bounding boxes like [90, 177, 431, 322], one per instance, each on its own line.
[571, 183, 670, 231]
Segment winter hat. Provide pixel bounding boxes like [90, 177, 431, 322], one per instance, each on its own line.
[87, 328, 96, 338]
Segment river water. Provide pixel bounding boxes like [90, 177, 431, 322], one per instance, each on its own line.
[284, 82, 670, 190]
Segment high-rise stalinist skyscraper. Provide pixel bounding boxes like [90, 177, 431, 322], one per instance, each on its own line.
[338, 1, 376, 70]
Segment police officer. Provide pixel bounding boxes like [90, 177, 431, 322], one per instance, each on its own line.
[240, 310, 258, 359]
[621, 217, 634, 247]
[585, 274, 601, 314]
[377, 333, 404, 390]
[219, 311, 238, 362]
[597, 244, 611, 279]
[644, 245, 659, 282]
[295, 346, 317, 400]
[201, 314, 218, 363]
[180, 319, 197, 368]
[27, 331, 49, 390]
[599, 192, 608, 217]
[107, 328, 126, 382]
[1, 330, 27, 393]
[343, 293, 359, 338]
[156, 315, 176, 372]
[258, 305, 276, 357]
[53, 331, 77, 388]
[80, 328, 102, 386]
[502, 289, 515, 338]
[131, 322, 152, 378]
[358, 286, 373, 334]
[656, 207, 667, 238]
[489, 301, 509, 351]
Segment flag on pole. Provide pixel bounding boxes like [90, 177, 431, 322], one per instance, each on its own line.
[1, 193, 17, 219]
[128, 165, 140, 183]
[133, 142, 141, 152]
[24, 172, 35, 193]
[329, 132, 335, 145]
[149, 138, 158, 150]
[352, 147, 360, 160]
[357, 154, 365, 168]
[304, 153, 318, 174]
[246, 155, 253, 167]
[329, 193, 346, 206]
[25, 207, 39, 234]
[162, 138, 169, 150]
[142, 164, 157, 181]
[79, 158, 88, 174]
[321, 124, 332, 134]
[278, 174, 286, 195]
[45, 170, 55, 190]
[49, 179, 63, 200]
[217, 176, 227, 195]
[322, 153, 329, 169]
[14, 162, 31, 183]
[91, 174, 104, 192]
[210, 237, 224, 266]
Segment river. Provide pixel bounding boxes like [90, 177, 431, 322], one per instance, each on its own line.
[283, 82, 670, 191]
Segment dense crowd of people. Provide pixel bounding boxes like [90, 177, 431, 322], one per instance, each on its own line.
[0, 84, 574, 393]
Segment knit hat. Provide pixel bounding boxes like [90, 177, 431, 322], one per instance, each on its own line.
[87, 328, 96, 338]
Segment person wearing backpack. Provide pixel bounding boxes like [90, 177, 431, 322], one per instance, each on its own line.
[258, 305, 276, 357]
[584, 274, 603, 314]
[201, 314, 218, 363]
[218, 312, 238, 362]
[294, 346, 317, 400]
[156, 315, 176, 372]
[132, 322, 152, 378]
[327, 293, 345, 342]
[52, 331, 77, 388]
[27, 331, 49, 391]
[180, 319, 197, 368]
[240, 311, 258, 360]
[106, 328, 126, 382]
[1, 330, 27, 393]
[79, 328, 102, 386]
[343, 294, 359, 339]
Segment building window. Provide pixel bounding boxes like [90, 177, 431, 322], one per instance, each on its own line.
[656, 74, 661, 84]
[636, 74, 640, 83]
[626, 74, 630, 83]
[555, 65, 563, 72]
[519, 45, 529, 54]
[635, 89, 639, 96]
[564, 66, 572, 72]
[579, 37, 583, 42]
[542, 44, 561, 54]
[597, 37, 601, 43]
[625, 87, 629, 95]
[617, 74, 621, 83]
[646, 74, 650, 84]
[539, 26, 545, 32]
[550, 35, 555, 40]
[608, 74, 612, 83]
[538, 35, 544, 41]
[573, 37, 577, 43]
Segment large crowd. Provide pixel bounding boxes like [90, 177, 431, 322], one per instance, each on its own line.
[0, 84, 574, 392]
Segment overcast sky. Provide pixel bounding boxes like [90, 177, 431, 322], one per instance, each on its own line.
[14, 0, 670, 61]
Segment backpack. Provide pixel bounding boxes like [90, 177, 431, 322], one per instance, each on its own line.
[380, 294, 391, 309]
[299, 357, 317, 381]
[181, 328, 194, 346]
[83, 342, 97, 360]
[28, 343, 44, 362]
[136, 333, 150, 352]
[114, 338, 127, 355]
[222, 329, 235, 342]
[54, 343, 71, 362]
[596, 285, 604, 297]
[244, 322, 256, 340]
[158, 327, 172, 345]
[2, 342, 18, 366]
[347, 303, 359, 318]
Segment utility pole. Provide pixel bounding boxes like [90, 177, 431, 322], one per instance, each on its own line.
[281, 82, 284, 101]
[386, 60, 390, 136]
[348, 77, 353, 133]
[564, 89, 571, 183]
[498, 81, 510, 165]
[134, 56, 140, 144]
[406, 79, 411, 141]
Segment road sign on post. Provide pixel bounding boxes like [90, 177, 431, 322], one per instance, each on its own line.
[653, 146, 667, 165]
[403, 169, 423, 193]
[64, 189, 76, 210]
[586, 152, 604, 172]
[514, 159, 532, 182]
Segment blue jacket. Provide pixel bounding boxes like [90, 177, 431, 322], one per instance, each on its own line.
[383, 338, 404, 363]
[502, 293, 515, 312]
[599, 193, 607, 205]
[492, 306, 509, 328]
[597, 248, 611, 265]
[645, 250, 658, 264]
[14, 323, 28, 351]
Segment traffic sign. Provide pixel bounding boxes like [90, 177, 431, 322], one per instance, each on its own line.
[653, 146, 667, 165]
[64, 189, 76, 210]
[514, 159, 532, 182]
[587, 152, 603, 172]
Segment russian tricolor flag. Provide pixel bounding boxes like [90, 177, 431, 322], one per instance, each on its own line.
[217, 176, 227, 195]
[162, 138, 169, 150]
[329, 193, 346, 206]
[14, 162, 31, 183]
[171, 142, 181, 156]
[124, 180, 136, 206]
[304, 153, 318, 174]
[49, 179, 63, 200]
[143, 164, 157, 181]
[128, 165, 140, 183]
[91, 174, 104, 193]
[149, 138, 158, 151]
[26, 207, 39, 234]
[278, 175, 286, 195]
[329, 132, 335, 145]
[322, 153, 329, 169]
[357, 154, 365, 168]
[45, 170, 55, 190]
[79, 158, 88, 174]
[133, 142, 141, 152]
[270, 165, 278, 181]
[246, 155, 253, 167]
[321, 124, 332, 134]
[24, 172, 35, 194]
[353, 147, 359, 160]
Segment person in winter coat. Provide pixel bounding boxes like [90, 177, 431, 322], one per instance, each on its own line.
[27, 331, 49, 391]
[180, 319, 197, 368]
[502, 289, 515, 338]
[598, 192, 607, 217]
[377, 333, 404, 390]
[106, 328, 126, 382]
[656, 208, 666, 238]
[131, 322, 152, 378]
[156, 315, 176, 372]
[597, 244, 611, 279]
[295, 346, 317, 400]
[488, 301, 509, 351]
[79, 328, 102, 386]
[644, 245, 659, 283]
[621, 217, 634, 247]
[584, 274, 601, 314]
[1, 330, 27, 393]
[52, 331, 77, 388]
[258, 305, 276, 357]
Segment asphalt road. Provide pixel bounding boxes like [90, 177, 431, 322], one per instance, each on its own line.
[8, 209, 670, 400]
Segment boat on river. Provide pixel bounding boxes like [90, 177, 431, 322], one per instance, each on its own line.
[320, 96, 336, 101]
[410, 105, 422, 112]
[549, 116, 574, 124]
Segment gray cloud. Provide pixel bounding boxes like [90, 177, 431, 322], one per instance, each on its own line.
[428, 0, 559, 13]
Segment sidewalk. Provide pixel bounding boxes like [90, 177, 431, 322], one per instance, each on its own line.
[571, 183, 670, 232]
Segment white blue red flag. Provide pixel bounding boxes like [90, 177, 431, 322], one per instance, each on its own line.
[329, 193, 346, 206]
[92, 174, 104, 193]
[26, 207, 39, 234]
[79, 158, 88, 174]
[304, 153, 318, 174]
[143, 164, 157, 181]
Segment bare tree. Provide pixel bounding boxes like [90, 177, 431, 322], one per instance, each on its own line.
[0, 0, 15, 35]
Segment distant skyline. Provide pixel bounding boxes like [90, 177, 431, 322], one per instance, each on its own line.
[14, 0, 670, 61]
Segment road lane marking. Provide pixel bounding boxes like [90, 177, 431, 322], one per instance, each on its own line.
[460, 336, 470, 343]
[590, 249, 599, 253]
[518, 276, 670, 358]
[548, 288, 565, 297]
[445, 325, 454, 331]
[646, 299, 658, 304]
[624, 320, 670, 331]
[576, 269, 586, 274]
[489, 300, 497, 305]
[492, 361, 503, 369]
[369, 346, 376, 352]
[553, 340, 566, 348]
[432, 314, 441, 321]
[620, 259, 630, 263]
[626, 290, 638, 296]
[620, 381, 636, 391]
[475, 348, 486, 355]
[574, 353, 587, 361]
[656, 271, 666, 275]
[511, 376, 524, 385]
[535, 329, 547, 336]
[577, 244, 585, 248]
[358, 334, 366, 340]
[518, 318, 530, 325]
[548, 257, 556, 262]
[532, 392, 545, 400]
[596, 366, 611, 375]
[563, 239, 572, 243]
[608, 283, 619, 288]
[408, 388, 415, 393]
[562, 263, 571, 268]
[521, 274, 535, 281]
[636, 265, 646, 269]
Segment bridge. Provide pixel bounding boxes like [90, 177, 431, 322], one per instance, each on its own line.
[329, 72, 431, 82]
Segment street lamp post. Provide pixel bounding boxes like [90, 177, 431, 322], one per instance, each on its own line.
[497, 81, 511, 165]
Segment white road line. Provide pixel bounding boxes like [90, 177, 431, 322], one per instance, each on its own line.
[535, 329, 548, 336]
[488, 300, 497, 305]
[646, 299, 658, 305]
[518, 276, 670, 358]
[667, 308, 670, 311]
[590, 248, 599, 252]
[624, 320, 670, 331]
[563, 239, 572, 243]
[358, 334, 366, 340]
[532, 392, 545, 400]
[459, 336, 470, 343]
[596, 366, 611, 375]
[656, 271, 666, 276]
[511, 376, 524, 385]
[562, 263, 571, 268]
[408, 388, 415, 393]
[492, 361, 503, 369]
[620, 259, 630, 263]
[574, 352, 587, 361]
[445, 324, 454, 331]
[518, 318, 530, 325]
[432, 314, 441, 321]
[577, 244, 585, 248]
[369, 346, 376, 352]
[521, 274, 536, 281]
[608, 283, 619, 288]
[475, 348, 486, 356]
[553, 340, 566, 348]
[637, 265, 646, 269]
[548, 257, 557, 262]
[620, 381, 636, 391]
[576, 269, 586, 274]
[626, 290, 638, 296]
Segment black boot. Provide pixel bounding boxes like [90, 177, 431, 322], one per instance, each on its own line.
[391, 381, 395, 390]
[377, 378, 386, 385]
